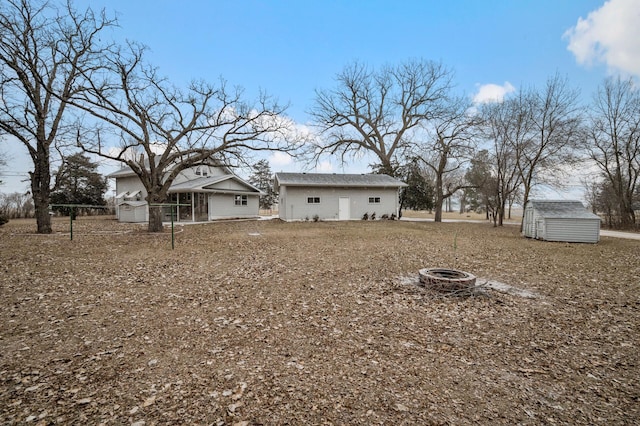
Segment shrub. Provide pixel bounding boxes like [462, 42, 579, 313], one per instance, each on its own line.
[362, 212, 369, 220]
[312, 214, 320, 222]
[371, 212, 376, 220]
[390, 213, 396, 220]
[0, 214, 7, 226]
[381, 213, 389, 220]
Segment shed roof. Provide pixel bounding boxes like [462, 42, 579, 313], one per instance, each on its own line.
[119, 200, 147, 207]
[526, 200, 600, 220]
[275, 172, 407, 188]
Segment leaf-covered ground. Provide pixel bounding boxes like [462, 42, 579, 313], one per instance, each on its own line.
[1, 217, 639, 425]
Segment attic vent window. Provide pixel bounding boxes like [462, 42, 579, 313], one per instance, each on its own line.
[368, 197, 381, 204]
[307, 197, 320, 204]
[195, 166, 208, 176]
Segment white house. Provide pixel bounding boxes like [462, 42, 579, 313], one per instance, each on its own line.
[108, 162, 262, 223]
[522, 200, 601, 243]
[274, 172, 407, 221]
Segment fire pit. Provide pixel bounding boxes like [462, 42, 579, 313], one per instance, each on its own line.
[418, 268, 477, 292]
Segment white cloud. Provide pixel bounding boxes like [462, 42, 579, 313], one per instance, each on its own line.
[564, 0, 640, 77]
[269, 151, 293, 167]
[472, 82, 516, 104]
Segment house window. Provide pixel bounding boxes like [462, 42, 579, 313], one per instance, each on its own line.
[235, 195, 248, 206]
[307, 197, 320, 204]
[195, 166, 209, 176]
[369, 197, 381, 204]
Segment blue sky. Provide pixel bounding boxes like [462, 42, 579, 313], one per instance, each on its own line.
[2, 0, 639, 198]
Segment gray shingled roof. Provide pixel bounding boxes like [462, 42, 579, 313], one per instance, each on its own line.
[275, 172, 407, 187]
[168, 175, 262, 194]
[107, 158, 231, 178]
[527, 200, 600, 220]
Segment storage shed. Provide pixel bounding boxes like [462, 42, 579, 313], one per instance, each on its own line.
[117, 200, 148, 223]
[523, 200, 601, 243]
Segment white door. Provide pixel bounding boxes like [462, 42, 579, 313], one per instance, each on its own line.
[338, 197, 350, 220]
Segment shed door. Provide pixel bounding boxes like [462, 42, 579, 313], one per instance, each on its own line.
[523, 208, 534, 237]
[338, 197, 350, 220]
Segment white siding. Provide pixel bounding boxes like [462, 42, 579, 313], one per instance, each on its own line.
[173, 165, 227, 184]
[208, 194, 259, 219]
[111, 165, 260, 222]
[118, 204, 148, 222]
[543, 219, 600, 243]
[523, 201, 601, 243]
[279, 186, 399, 221]
[115, 176, 147, 200]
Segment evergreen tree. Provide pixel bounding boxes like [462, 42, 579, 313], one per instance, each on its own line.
[400, 160, 434, 211]
[464, 149, 496, 216]
[248, 159, 277, 210]
[50, 153, 108, 217]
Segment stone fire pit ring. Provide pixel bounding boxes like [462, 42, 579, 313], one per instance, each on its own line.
[418, 268, 477, 292]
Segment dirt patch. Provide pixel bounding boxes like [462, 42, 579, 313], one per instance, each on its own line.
[1, 217, 639, 424]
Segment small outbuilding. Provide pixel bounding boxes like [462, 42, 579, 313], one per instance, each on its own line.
[523, 200, 601, 243]
[274, 172, 407, 221]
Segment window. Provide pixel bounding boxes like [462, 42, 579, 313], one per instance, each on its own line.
[195, 166, 209, 176]
[368, 197, 381, 204]
[234, 195, 248, 206]
[307, 197, 320, 204]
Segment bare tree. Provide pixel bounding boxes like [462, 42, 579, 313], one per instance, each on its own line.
[514, 74, 582, 230]
[479, 101, 522, 226]
[0, 150, 6, 186]
[309, 59, 453, 175]
[414, 96, 479, 222]
[586, 77, 640, 229]
[0, 191, 34, 218]
[0, 0, 114, 233]
[72, 43, 295, 232]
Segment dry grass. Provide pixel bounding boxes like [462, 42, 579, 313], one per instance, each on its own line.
[1, 217, 639, 425]
[400, 209, 522, 222]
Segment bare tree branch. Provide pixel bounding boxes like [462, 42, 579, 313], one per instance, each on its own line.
[68, 44, 298, 231]
[587, 76, 640, 228]
[309, 59, 453, 175]
[0, 0, 116, 233]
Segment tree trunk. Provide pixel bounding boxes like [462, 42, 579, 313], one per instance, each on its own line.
[519, 186, 531, 232]
[434, 193, 443, 222]
[148, 205, 164, 233]
[31, 151, 52, 234]
[146, 190, 167, 233]
[434, 174, 443, 222]
[620, 206, 635, 228]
